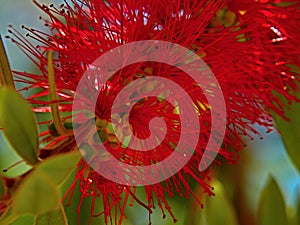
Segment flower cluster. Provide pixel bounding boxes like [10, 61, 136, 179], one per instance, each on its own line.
[6, 0, 300, 224]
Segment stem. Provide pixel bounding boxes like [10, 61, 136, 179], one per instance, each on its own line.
[0, 35, 15, 88]
[47, 51, 72, 136]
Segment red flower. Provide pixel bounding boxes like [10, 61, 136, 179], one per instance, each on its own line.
[7, 0, 300, 224]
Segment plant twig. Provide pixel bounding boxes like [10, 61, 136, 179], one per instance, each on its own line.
[47, 50, 72, 136]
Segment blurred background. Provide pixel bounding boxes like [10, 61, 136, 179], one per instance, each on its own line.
[0, 1, 299, 225]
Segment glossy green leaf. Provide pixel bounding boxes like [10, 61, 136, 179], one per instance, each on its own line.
[0, 176, 7, 198]
[0, 212, 33, 225]
[257, 177, 288, 225]
[37, 151, 81, 185]
[11, 214, 34, 225]
[272, 94, 300, 171]
[35, 205, 68, 225]
[12, 170, 60, 215]
[0, 87, 39, 165]
[204, 180, 239, 225]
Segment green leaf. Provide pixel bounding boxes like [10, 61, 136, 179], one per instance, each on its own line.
[286, 190, 300, 225]
[0, 212, 34, 225]
[0, 132, 32, 178]
[0, 215, 15, 224]
[60, 169, 80, 225]
[204, 180, 239, 225]
[11, 214, 35, 225]
[0, 35, 15, 88]
[297, 192, 300, 225]
[272, 95, 300, 171]
[0, 211, 40, 225]
[0, 209, 17, 225]
[0, 87, 39, 165]
[12, 151, 80, 215]
[12, 170, 60, 215]
[0, 176, 7, 198]
[257, 177, 288, 225]
[1, 153, 79, 225]
[35, 205, 68, 225]
[37, 151, 81, 185]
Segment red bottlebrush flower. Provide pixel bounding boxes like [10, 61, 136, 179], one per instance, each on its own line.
[6, 0, 300, 224]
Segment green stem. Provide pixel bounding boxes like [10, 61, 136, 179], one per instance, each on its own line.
[47, 51, 72, 136]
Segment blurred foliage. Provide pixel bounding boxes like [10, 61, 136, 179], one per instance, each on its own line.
[195, 180, 239, 225]
[272, 90, 300, 171]
[35, 207, 68, 225]
[0, 176, 6, 199]
[257, 177, 288, 225]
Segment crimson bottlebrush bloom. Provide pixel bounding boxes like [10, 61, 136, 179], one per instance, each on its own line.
[6, 0, 300, 224]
